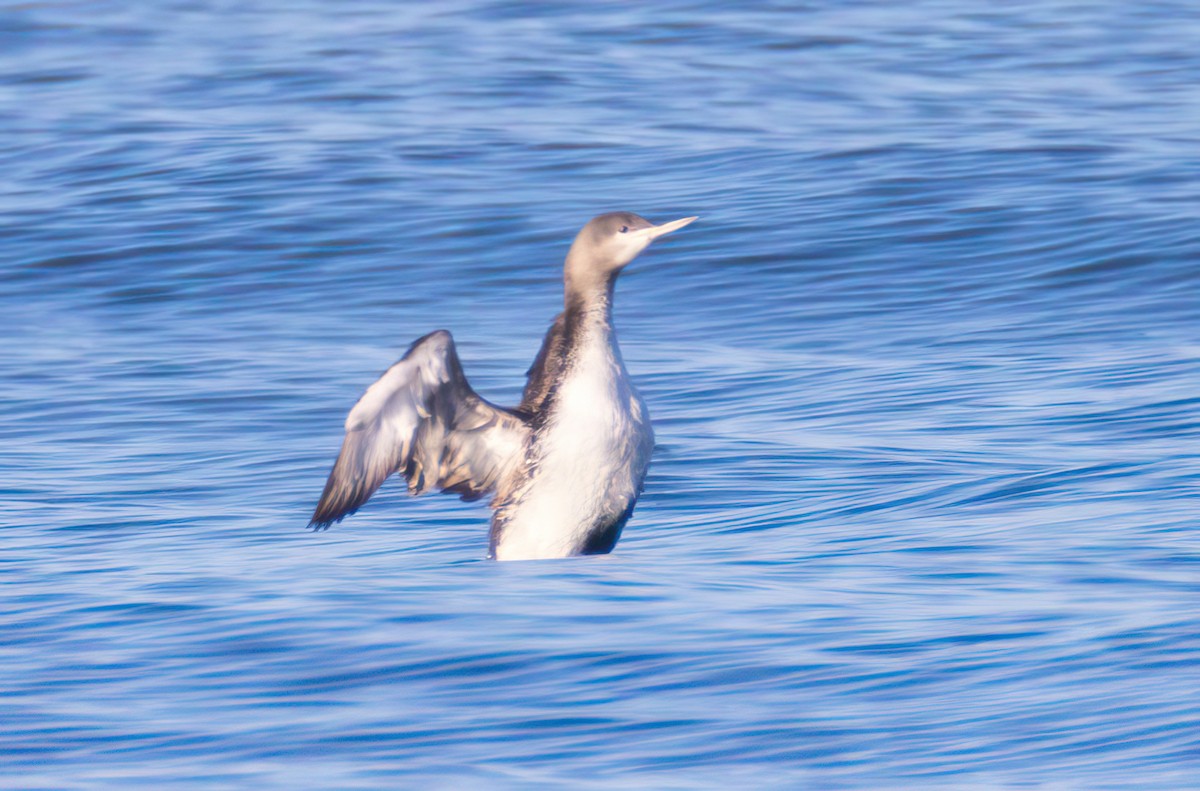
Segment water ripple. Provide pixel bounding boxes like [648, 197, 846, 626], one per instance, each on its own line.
[2, 0, 1199, 787]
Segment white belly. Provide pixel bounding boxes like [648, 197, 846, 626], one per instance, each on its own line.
[492, 340, 652, 561]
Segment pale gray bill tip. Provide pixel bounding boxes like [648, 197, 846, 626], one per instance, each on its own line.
[646, 216, 699, 239]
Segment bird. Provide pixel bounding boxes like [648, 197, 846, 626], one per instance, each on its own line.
[308, 211, 698, 560]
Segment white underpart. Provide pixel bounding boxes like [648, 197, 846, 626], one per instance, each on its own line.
[493, 322, 652, 561]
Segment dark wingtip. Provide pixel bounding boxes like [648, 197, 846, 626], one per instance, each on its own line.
[307, 504, 355, 532]
[308, 454, 368, 532]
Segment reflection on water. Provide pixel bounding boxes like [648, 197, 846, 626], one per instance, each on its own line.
[2, 0, 1198, 787]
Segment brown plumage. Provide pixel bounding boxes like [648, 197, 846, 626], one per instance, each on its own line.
[308, 330, 528, 529]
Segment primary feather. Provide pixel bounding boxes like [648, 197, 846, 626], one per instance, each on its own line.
[308, 330, 527, 529]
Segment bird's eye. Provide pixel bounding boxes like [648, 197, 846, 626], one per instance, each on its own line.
[619, 225, 628, 233]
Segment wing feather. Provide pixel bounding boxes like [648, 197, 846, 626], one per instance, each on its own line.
[309, 330, 529, 529]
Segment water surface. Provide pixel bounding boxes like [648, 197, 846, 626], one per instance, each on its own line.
[2, 1, 1199, 787]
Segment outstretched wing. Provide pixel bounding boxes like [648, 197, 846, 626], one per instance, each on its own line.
[309, 330, 529, 529]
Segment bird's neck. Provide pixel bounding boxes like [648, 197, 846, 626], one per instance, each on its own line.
[560, 271, 629, 389]
[562, 277, 620, 369]
[563, 244, 620, 312]
[563, 272, 616, 328]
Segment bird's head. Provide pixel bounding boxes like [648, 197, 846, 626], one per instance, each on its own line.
[564, 211, 697, 295]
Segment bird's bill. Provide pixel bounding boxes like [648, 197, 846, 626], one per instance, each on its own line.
[643, 215, 698, 240]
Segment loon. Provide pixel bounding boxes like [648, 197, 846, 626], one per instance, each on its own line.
[308, 212, 698, 560]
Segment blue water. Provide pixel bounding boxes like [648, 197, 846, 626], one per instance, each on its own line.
[3, 1, 1199, 787]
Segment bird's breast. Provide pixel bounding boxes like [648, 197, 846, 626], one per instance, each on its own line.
[490, 336, 653, 560]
